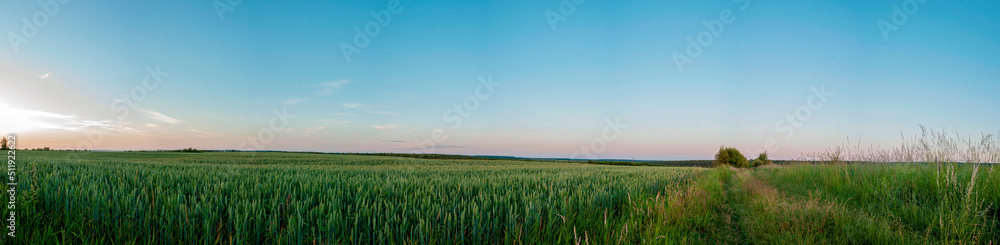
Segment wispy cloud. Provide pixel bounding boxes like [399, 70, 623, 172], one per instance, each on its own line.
[365, 110, 397, 116]
[28, 110, 72, 119]
[38, 73, 49, 79]
[383, 140, 407, 143]
[315, 80, 351, 95]
[0, 103, 79, 132]
[343, 102, 362, 108]
[188, 128, 223, 137]
[343, 102, 386, 109]
[140, 109, 186, 125]
[0, 102, 226, 142]
[397, 145, 467, 150]
[283, 98, 307, 105]
[286, 126, 327, 133]
[343, 102, 383, 109]
[317, 119, 351, 124]
[280, 80, 350, 106]
[343, 102, 395, 116]
[306, 126, 327, 133]
[372, 124, 399, 131]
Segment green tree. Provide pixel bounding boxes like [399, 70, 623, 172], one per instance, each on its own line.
[0, 136, 8, 151]
[179, 148, 202, 153]
[714, 146, 748, 168]
[751, 152, 773, 167]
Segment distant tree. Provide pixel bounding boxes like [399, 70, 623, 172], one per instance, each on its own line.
[714, 146, 748, 168]
[0, 137, 8, 151]
[751, 152, 773, 167]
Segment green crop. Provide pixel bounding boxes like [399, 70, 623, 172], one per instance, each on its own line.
[5, 151, 701, 244]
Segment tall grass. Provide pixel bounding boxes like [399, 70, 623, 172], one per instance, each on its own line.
[777, 125, 1000, 243]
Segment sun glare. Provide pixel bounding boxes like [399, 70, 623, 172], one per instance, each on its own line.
[0, 102, 65, 133]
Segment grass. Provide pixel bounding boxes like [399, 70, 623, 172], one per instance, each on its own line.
[751, 163, 999, 244]
[7, 151, 707, 244]
[748, 126, 1000, 244]
[4, 126, 999, 244]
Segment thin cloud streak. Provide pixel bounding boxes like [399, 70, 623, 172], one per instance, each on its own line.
[372, 124, 399, 131]
[315, 80, 351, 95]
[140, 109, 186, 125]
[365, 110, 397, 116]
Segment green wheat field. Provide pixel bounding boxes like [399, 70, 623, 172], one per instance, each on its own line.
[4, 149, 998, 244]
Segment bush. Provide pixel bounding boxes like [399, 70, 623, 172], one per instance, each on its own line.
[751, 152, 772, 167]
[714, 146, 748, 168]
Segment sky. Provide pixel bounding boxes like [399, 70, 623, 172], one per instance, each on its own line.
[0, 0, 998, 160]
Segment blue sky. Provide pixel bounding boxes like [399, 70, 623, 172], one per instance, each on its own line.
[1, 0, 998, 160]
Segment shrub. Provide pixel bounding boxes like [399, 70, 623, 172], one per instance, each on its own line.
[714, 146, 748, 168]
[751, 152, 773, 167]
[179, 148, 202, 153]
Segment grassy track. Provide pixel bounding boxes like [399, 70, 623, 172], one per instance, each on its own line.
[748, 164, 1000, 244]
[4, 151, 999, 244]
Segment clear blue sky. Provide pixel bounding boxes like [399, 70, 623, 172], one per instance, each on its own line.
[1, 0, 998, 160]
